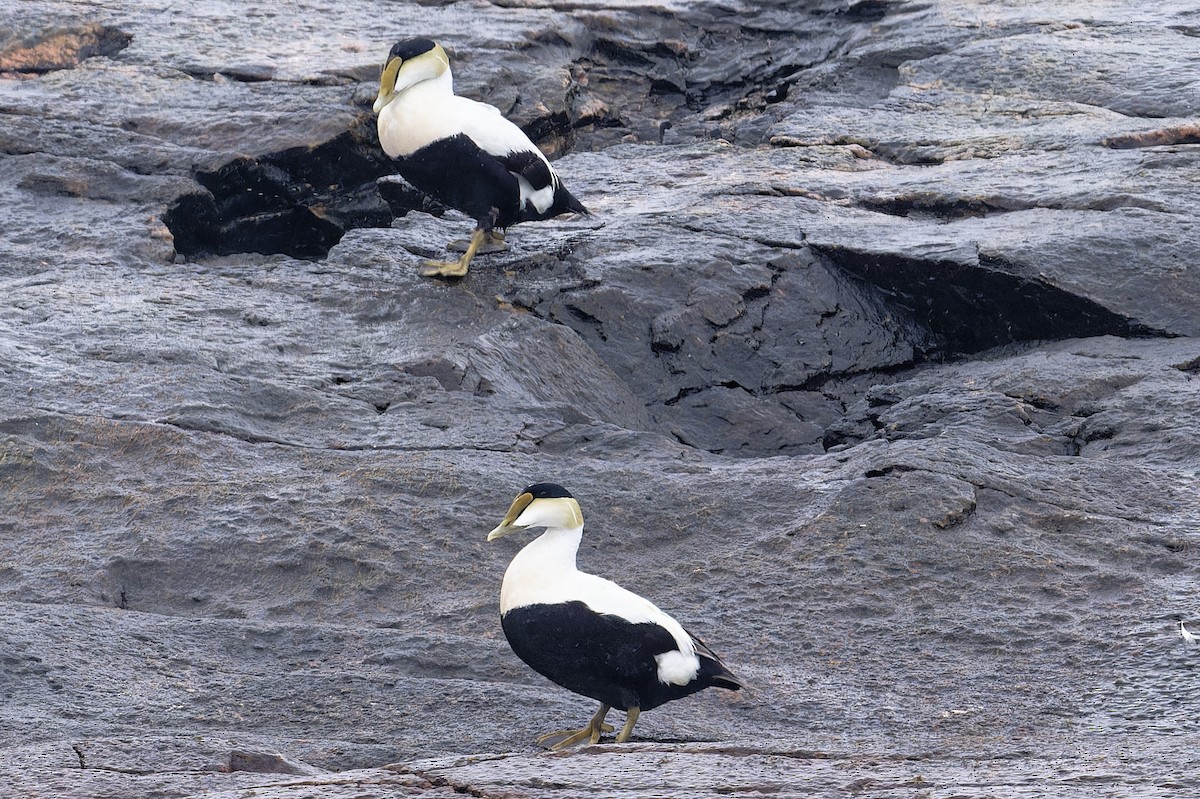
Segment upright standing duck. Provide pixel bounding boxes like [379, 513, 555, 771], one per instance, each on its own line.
[372, 38, 588, 278]
[487, 483, 743, 749]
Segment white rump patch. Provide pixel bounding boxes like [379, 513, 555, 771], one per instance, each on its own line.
[655, 648, 701, 686]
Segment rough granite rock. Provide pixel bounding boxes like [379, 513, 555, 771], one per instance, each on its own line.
[2, 0, 1200, 797]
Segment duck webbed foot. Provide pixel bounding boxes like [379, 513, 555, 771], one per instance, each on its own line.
[535, 703, 613, 750]
[420, 227, 487, 278]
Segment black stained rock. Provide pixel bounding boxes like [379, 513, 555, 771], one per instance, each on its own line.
[162, 120, 394, 259]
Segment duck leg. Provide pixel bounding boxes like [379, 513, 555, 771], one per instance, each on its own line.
[536, 703, 613, 750]
[420, 226, 486, 278]
[448, 229, 508, 254]
[615, 706, 640, 743]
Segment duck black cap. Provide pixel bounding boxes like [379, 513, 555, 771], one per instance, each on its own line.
[523, 483, 574, 499]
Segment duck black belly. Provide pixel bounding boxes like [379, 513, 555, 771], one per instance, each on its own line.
[501, 600, 713, 712]
[393, 134, 520, 227]
[392, 134, 582, 230]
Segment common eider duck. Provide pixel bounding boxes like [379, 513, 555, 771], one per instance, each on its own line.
[487, 483, 743, 748]
[372, 38, 588, 278]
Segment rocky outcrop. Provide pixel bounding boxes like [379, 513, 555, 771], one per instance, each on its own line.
[2, 0, 1199, 796]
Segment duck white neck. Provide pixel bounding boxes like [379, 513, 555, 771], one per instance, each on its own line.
[403, 68, 453, 97]
[499, 524, 584, 613]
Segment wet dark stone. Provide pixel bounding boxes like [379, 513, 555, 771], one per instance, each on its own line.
[376, 178, 448, 220]
[162, 120, 394, 259]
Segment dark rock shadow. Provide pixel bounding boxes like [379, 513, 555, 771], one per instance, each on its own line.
[814, 245, 1168, 353]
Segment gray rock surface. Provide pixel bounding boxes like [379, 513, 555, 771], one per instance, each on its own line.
[3, 0, 1200, 796]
